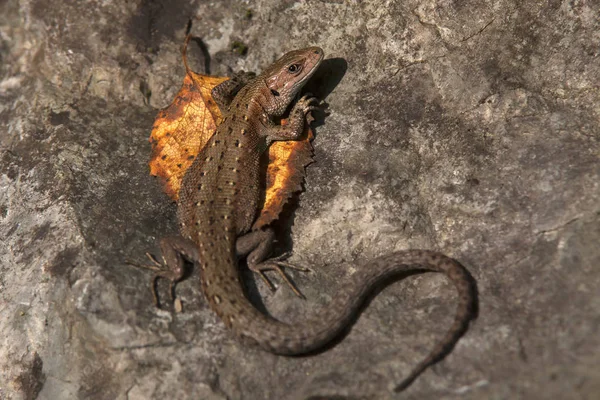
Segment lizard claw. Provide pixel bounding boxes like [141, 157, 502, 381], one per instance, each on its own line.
[296, 93, 321, 113]
[127, 259, 165, 307]
[125, 252, 163, 271]
[248, 255, 311, 299]
[268, 252, 314, 273]
[126, 253, 181, 308]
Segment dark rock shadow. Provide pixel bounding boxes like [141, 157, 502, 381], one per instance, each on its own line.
[128, 0, 197, 53]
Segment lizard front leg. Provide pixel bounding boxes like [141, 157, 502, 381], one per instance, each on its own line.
[265, 94, 321, 142]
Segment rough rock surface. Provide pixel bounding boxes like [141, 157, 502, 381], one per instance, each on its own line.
[1, 1, 599, 399]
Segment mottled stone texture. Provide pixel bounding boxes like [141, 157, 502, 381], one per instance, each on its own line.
[1, 0, 599, 399]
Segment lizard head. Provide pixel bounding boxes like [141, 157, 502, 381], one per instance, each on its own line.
[261, 47, 324, 115]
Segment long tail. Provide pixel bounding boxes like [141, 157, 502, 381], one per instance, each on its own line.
[205, 249, 477, 391]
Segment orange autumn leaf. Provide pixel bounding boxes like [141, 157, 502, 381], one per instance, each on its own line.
[149, 37, 227, 200]
[150, 36, 314, 229]
[252, 120, 314, 229]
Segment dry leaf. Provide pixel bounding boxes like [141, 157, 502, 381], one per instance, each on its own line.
[253, 121, 314, 229]
[149, 37, 227, 199]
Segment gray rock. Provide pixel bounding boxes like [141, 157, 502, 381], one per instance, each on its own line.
[1, 0, 599, 399]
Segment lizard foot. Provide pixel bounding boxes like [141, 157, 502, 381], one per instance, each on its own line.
[127, 236, 195, 308]
[248, 253, 312, 299]
[126, 252, 163, 270]
[126, 253, 178, 307]
[296, 93, 322, 114]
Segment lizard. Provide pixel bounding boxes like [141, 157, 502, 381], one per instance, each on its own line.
[144, 46, 476, 392]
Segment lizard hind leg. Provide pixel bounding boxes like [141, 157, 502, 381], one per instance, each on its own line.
[128, 236, 199, 307]
[236, 228, 311, 299]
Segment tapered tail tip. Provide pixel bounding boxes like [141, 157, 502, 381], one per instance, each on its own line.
[394, 375, 416, 392]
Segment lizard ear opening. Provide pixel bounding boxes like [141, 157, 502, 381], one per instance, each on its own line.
[270, 89, 280, 96]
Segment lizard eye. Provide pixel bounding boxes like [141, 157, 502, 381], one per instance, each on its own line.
[287, 64, 302, 74]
